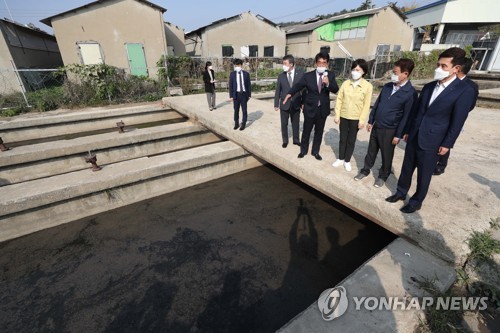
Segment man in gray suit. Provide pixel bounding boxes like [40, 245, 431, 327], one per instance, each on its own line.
[274, 55, 304, 148]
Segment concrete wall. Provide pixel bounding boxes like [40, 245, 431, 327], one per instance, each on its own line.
[164, 22, 186, 56]
[405, 4, 446, 27]
[442, 0, 500, 23]
[185, 12, 286, 58]
[286, 8, 413, 59]
[50, 0, 167, 77]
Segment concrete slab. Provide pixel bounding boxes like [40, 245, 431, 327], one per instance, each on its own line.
[278, 238, 456, 333]
[163, 92, 500, 265]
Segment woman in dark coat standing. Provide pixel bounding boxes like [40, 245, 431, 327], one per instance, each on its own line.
[203, 61, 216, 110]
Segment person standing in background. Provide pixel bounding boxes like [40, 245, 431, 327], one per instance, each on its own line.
[433, 57, 479, 175]
[283, 52, 339, 160]
[203, 61, 217, 111]
[274, 55, 304, 148]
[332, 59, 373, 172]
[229, 59, 251, 131]
[354, 58, 418, 188]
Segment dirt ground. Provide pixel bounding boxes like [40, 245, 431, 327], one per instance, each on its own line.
[0, 165, 395, 332]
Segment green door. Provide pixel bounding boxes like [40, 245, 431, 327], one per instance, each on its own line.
[126, 43, 148, 77]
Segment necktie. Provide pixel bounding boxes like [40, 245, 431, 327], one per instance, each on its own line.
[317, 74, 322, 93]
[238, 72, 244, 92]
[288, 72, 293, 87]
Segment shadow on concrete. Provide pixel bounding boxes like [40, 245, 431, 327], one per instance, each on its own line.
[324, 127, 366, 169]
[0, 178, 10, 187]
[469, 172, 500, 199]
[245, 110, 264, 128]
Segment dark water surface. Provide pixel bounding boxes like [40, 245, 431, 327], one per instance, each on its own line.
[0, 165, 396, 332]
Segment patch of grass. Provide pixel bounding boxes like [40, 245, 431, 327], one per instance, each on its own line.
[467, 229, 500, 263]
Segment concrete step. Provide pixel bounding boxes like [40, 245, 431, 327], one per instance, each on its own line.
[0, 140, 263, 242]
[0, 122, 221, 185]
[0, 103, 184, 145]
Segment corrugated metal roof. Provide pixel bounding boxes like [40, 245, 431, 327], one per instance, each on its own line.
[41, 0, 167, 27]
[284, 5, 406, 35]
[0, 18, 53, 37]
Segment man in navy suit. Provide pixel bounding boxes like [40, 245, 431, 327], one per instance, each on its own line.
[274, 54, 304, 148]
[386, 48, 476, 213]
[229, 58, 251, 131]
[433, 57, 479, 175]
[283, 52, 339, 160]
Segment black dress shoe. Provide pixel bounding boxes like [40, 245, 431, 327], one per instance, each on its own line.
[433, 169, 444, 176]
[282, 143, 288, 148]
[313, 153, 322, 161]
[400, 203, 422, 214]
[293, 142, 300, 146]
[233, 125, 239, 130]
[239, 124, 246, 131]
[297, 153, 305, 158]
[385, 194, 405, 203]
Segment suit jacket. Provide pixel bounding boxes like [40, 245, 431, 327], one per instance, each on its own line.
[229, 70, 251, 99]
[406, 78, 476, 151]
[203, 69, 215, 93]
[369, 80, 418, 138]
[463, 77, 479, 111]
[288, 70, 339, 118]
[274, 69, 304, 110]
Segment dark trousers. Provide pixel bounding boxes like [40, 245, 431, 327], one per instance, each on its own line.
[435, 150, 450, 171]
[361, 127, 397, 180]
[339, 117, 359, 162]
[396, 138, 440, 206]
[300, 110, 327, 155]
[280, 107, 300, 145]
[233, 92, 248, 126]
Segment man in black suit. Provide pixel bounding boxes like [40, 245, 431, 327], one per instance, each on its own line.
[274, 55, 304, 148]
[229, 58, 251, 131]
[386, 48, 476, 213]
[283, 52, 339, 160]
[433, 57, 479, 175]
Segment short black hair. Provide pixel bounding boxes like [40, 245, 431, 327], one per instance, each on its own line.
[315, 52, 330, 63]
[351, 59, 369, 77]
[283, 54, 295, 65]
[460, 58, 473, 75]
[233, 58, 243, 65]
[438, 47, 466, 67]
[205, 61, 212, 70]
[394, 58, 415, 75]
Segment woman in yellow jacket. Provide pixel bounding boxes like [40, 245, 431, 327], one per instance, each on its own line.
[332, 59, 373, 172]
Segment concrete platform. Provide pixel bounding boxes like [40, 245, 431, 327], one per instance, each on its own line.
[163, 92, 500, 265]
[0, 122, 221, 184]
[0, 140, 263, 242]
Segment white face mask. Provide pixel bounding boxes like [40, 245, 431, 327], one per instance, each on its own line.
[391, 73, 400, 84]
[434, 67, 450, 80]
[208, 66, 213, 70]
[316, 67, 327, 74]
[235, 67, 242, 72]
[351, 71, 362, 81]
[282, 65, 290, 72]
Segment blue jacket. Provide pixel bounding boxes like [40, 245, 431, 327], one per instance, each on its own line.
[406, 78, 476, 151]
[369, 81, 417, 138]
[229, 70, 251, 99]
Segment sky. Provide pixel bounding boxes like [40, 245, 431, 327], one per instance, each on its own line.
[0, 0, 436, 34]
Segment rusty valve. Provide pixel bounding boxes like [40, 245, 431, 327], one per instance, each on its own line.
[116, 120, 125, 133]
[85, 151, 102, 172]
[0, 137, 10, 152]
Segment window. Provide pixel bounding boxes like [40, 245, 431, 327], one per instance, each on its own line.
[222, 45, 234, 57]
[264, 46, 274, 57]
[249, 45, 258, 57]
[320, 46, 331, 54]
[315, 15, 370, 41]
[77, 42, 103, 65]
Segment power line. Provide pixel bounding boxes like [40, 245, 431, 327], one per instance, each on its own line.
[270, 0, 337, 21]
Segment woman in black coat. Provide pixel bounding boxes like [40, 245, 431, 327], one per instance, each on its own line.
[203, 61, 216, 110]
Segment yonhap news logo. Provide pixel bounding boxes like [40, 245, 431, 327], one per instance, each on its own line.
[317, 286, 488, 321]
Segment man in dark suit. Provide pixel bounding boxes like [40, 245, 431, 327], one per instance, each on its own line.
[386, 48, 476, 213]
[433, 57, 479, 175]
[283, 52, 339, 160]
[274, 54, 304, 148]
[229, 58, 251, 131]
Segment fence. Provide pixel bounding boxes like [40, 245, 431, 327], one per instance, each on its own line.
[0, 54, 405, 112]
